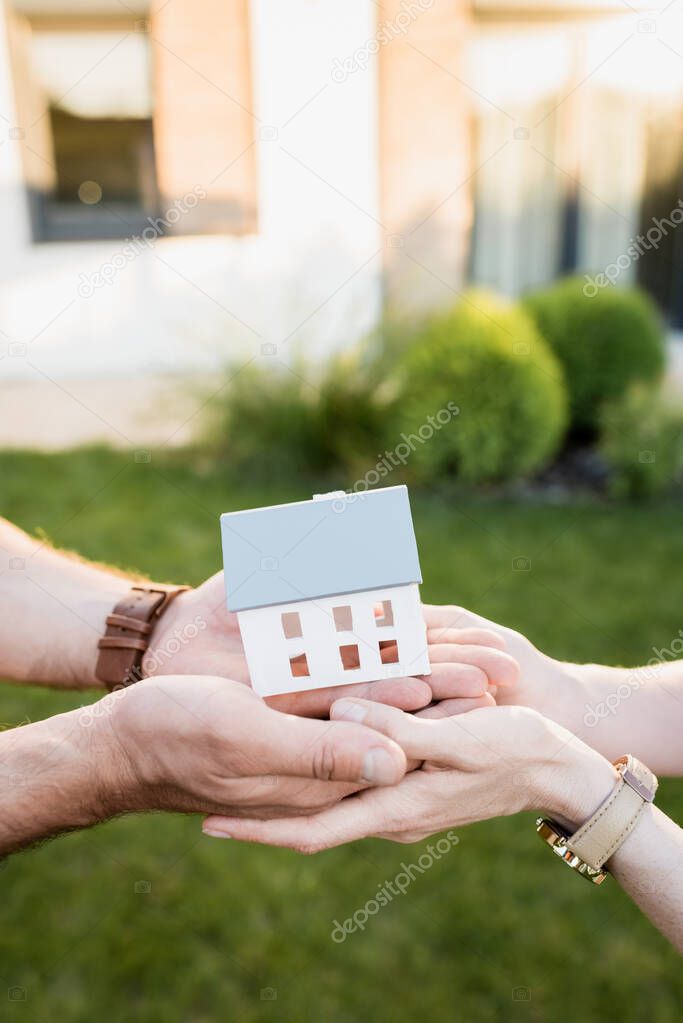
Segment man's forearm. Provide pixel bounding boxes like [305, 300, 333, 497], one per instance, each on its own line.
[0, 518, 138, 688]
[0, 705, 127, 854]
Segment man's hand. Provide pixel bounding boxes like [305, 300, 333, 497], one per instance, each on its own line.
[201, 698, 616, 848]
[146, 575, 520, 717]
[0, 677, 409, 855]
[108, 675, 407, 817]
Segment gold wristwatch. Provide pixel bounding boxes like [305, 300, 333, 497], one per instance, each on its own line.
[536, 754, 658, 885]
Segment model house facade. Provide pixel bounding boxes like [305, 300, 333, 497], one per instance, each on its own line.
[220, 486, 430, 697]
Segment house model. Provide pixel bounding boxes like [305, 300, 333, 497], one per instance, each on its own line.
[220, 485, 431, 698]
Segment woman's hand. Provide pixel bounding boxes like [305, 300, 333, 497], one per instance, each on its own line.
[147, 577, 520, 718]
[202, 699, 618, 850]
[422, 603, 573, 718]
[422, 605, 683, 775]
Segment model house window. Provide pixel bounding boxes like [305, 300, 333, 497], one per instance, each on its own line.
[333, 606, 353, 631]
[281, 612, 303, 639]
[374, 600, 394, 627]
[339, 644, 360, 671]
[379, 640, 399, 664]
[289, 653, 310, 678]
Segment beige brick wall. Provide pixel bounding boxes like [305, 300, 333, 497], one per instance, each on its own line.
[4, 7, 55, 193]
[378, 0, 473, 312]
[151, 0, 257, 234]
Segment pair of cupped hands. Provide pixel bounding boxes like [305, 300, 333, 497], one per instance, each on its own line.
[99, 572, 603, 852]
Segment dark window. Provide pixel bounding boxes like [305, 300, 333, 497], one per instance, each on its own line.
[10, 12, 158, 242]
[38, 106, 158, 241]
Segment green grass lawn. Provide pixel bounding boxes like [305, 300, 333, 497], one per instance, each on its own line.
[1, 448, 682, 1022]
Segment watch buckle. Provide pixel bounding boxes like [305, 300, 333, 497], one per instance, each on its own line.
[617, 761, 655, 802]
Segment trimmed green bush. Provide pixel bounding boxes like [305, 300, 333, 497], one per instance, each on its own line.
[391, 291, 568, 484]
[600, 384, 683, 499]
[524, 278, 665, 433]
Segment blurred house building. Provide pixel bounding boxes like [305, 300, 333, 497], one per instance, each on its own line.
[0, 0, 681, 445]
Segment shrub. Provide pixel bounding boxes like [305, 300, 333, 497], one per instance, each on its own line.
[600, 385, 683, 499]
[210, 361, 324, 476]
[316, 350, 394, 476]
[524, 278, 665, 434]
[212, 349, 390, 478]
[391, 291, 568, 484]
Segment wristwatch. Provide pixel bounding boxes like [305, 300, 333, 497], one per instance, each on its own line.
[536, 754, 658, 885]
[95, 585, 190, 690]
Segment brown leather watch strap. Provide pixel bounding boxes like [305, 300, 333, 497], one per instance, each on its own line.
[95, 586, 190, 690]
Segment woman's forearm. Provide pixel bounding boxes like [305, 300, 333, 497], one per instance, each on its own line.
[555, 746, 683, 952]
[424, 606, 683, 776]
[565, 660, 683, 776]
[608, 804, 683, 951]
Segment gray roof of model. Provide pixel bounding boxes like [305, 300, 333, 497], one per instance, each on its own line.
[221, 485, 422, 611]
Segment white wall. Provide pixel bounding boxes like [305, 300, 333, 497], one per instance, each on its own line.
[0, 0, 382, 385]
